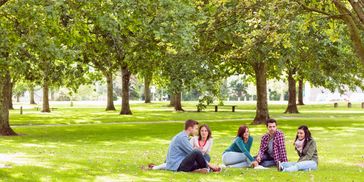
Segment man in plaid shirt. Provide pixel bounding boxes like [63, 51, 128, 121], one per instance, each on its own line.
[255, 119, 288, 167]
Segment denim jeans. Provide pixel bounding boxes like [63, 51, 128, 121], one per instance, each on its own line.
[255, 153, 276, 167]
[281, 160, 317, 172]
[222, 152, 250, 168]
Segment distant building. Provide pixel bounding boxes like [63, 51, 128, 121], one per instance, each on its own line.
[304, 82, 364, 102]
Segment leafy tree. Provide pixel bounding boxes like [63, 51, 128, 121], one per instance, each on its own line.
[280, 15, 364, 113]
[229, 75, 248, 101]
[296, 0, 364, 66]
[199, 0, 296, 124]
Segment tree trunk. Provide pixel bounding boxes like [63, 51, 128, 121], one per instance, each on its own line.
[144, 74, 152, 103]
[16, 94, 20, 102]
[120, 65, 132, 115]
[174, 92, 184, 111]
[285, 70, 299, 113]
[42, 81, 50, 112]
[8, 80, 14, 110]
[0, 70, 17, 136]
[169, 94, 175, 107]
[30, 86, 36, 104]
[105, 73, 116, 111]
[252, 62, 269, 124]
[298, 79, 304, 105]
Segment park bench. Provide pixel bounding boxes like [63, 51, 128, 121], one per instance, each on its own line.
[197, 105, 237, 112]
[213, 105, 237, 112]
[334, 102, 364, 108]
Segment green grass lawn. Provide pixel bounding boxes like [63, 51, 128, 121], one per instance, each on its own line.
[1, 101, 364, 181]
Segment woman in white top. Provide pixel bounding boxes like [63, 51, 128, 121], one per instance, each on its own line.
[150, 124, 218, 171]
[190, 124, 213, 162]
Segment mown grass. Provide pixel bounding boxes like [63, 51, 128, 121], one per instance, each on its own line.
[0, 101, 363, 181]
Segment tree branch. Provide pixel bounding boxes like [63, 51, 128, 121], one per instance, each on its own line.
[295, 1, 336, 16]
[0, 0, 8, 7]
[295, 1, 364, 31]
[333, 0, 364, 65]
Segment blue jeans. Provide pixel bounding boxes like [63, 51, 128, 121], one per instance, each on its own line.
[255, 153, 276, 167]
[222, 152, 250, 168]
[281, 160, 317, 172]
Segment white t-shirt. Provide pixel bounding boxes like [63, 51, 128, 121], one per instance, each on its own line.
[190, 136, 213, 154]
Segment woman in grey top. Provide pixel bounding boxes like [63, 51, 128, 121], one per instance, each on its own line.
[279, 125, 318, 172]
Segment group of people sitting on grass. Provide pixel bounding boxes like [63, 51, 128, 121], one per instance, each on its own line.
[148, 118, 318, 173]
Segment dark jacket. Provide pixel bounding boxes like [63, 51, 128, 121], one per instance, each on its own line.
[296, 138, 318, 164]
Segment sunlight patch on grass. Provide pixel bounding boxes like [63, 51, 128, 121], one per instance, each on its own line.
[73, 119, 102, 124]
[21, 143, 57, 148]
[142, 138, 170, 145]
[55, 163, 88, 171]
[0, 153, 50, 168]
[96, 173, 163, 182]
[326, 159, 358, 167]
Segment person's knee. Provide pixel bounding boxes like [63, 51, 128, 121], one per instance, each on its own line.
[222, 154, 231, 164]
[192, 149, 201, 153]
[192, 149, 203, 156]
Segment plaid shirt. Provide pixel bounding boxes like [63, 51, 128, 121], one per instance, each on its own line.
[258, 130, 288, 164]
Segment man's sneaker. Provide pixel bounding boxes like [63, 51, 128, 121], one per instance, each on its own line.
[148, 163, 155, 170]
[254, 165, 268, 170]
[277, 161, 283, 171]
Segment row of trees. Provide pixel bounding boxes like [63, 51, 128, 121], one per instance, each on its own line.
[10, 75, 304, 104]
[1, 0, 364, 135]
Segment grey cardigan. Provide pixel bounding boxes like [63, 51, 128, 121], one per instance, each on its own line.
[296, 138, 318, 164]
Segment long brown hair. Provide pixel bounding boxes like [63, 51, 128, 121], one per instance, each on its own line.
[294, 125, 312, 150]
[198, 124, 212, 141]
[237, 125, 248, 140]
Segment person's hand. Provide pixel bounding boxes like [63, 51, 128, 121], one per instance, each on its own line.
[207, 163, 221, 172]
[256, 156, 261, 163]
[251, 161, 259, 168]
